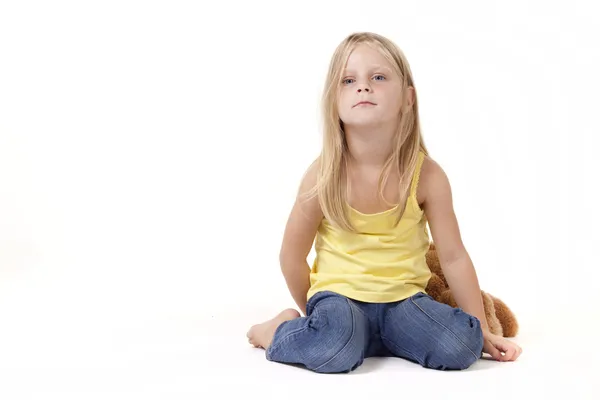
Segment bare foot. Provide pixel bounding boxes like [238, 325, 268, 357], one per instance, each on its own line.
[247, 308, 300, 349]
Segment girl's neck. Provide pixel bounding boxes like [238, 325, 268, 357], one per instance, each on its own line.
[344, 124, 396, 169]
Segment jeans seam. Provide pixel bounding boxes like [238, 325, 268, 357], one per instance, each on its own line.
[381, 303, 426, 365]
[410, 296, 479, 362]
[313, 297, 358, 372]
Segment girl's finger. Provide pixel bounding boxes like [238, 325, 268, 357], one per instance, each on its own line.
[504, 346, 517, 361]
[486, 340, 503, 361]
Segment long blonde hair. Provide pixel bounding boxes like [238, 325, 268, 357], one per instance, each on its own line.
[305, 32, 429, 232]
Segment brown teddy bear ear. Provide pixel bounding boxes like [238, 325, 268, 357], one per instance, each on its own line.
[425, 242, 446, 286]
[425, 242, 437, 262]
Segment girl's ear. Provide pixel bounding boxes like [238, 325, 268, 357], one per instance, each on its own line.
[406, 86, 415, 108]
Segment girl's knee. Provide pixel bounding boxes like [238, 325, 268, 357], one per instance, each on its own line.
[306, 293, 367, 373]
[408, 293, 484, 370]
[427, 314, 484, 370]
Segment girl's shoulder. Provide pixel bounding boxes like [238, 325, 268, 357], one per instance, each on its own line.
[420, 153, 442, 180]
[416, 154, 451, 210]
[416, 153, 468, 264]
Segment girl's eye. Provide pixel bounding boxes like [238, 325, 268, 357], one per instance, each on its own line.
[342, 75, 385, 85]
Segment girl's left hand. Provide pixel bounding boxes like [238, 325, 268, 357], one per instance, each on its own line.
[482, 331, 522, 362]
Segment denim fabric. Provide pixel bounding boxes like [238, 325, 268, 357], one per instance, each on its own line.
[265, 291, 484, 373]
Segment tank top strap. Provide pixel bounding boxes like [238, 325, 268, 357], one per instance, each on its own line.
[409, 151, 426, 198]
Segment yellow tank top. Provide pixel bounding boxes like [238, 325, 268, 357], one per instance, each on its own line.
[307, 151, 431, 303]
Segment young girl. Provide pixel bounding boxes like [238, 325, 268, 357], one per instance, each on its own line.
[247, 32, 522, 373]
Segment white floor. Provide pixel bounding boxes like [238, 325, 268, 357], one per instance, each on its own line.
[1, 269, 598, 400]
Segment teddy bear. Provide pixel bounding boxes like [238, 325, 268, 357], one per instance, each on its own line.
[424, 242, 519, 337]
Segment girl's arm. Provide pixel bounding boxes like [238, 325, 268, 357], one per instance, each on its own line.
[418, 156, 522, 362]
[279, 161, 323, 316]
[419, 157, 490, 332]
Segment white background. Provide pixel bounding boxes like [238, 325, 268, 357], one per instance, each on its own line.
[1, 0, 599, 398]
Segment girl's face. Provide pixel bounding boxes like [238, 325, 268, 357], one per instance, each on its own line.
[337, 44, 407, 129]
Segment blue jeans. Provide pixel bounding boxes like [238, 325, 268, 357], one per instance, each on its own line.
[266, 291, 484, 373]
